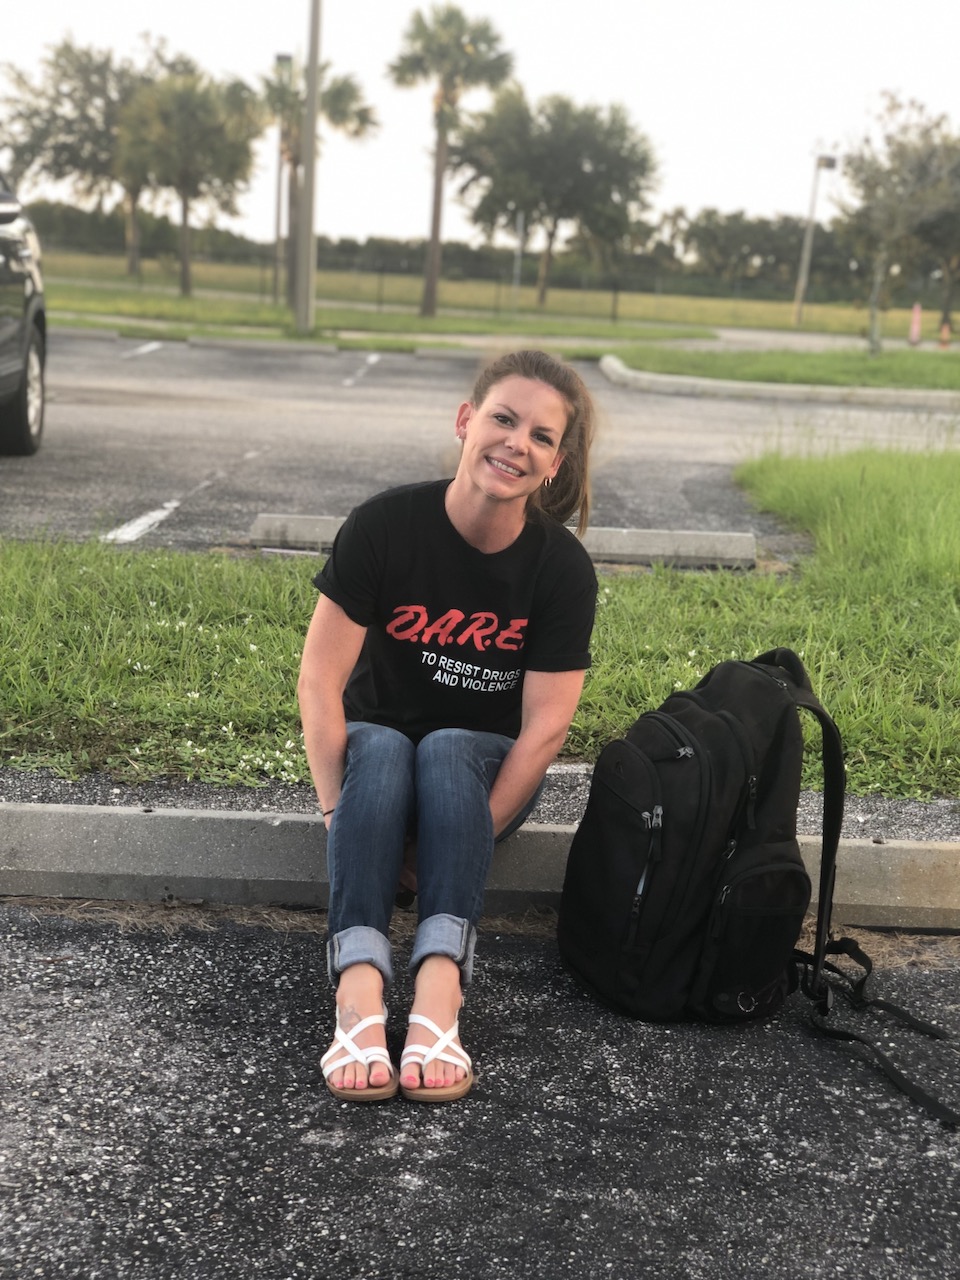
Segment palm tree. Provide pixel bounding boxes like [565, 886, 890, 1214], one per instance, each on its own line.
[389, 5, 512, 317]
[262, 61, 377, 308]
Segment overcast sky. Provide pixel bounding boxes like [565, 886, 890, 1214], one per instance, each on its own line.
[4, 0, 958, 248]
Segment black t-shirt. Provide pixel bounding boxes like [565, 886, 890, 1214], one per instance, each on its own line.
[314, 480, 597, 741]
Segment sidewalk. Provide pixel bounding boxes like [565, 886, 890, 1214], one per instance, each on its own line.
[2, 791, 959, 930]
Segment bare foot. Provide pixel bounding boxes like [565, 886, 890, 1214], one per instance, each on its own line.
[323, 963, 393, 1092]
[401, 956, 469, 1092]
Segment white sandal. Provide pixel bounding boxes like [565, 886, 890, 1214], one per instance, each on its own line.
[400, 1013, 474, 1103]
[321, 1006, 398, 1102]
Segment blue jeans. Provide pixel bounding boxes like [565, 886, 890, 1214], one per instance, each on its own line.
[325, 722, 542, 987]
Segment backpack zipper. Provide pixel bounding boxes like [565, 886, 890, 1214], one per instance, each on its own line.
[643, 711, 700, 760]
[630, 805, 663, 919]
[746, 773, 758, 827]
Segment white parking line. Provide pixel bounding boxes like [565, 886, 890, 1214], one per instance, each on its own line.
[342, 351, 381, 388]
[101, 500, 181, 543]
[121, 341, 163, 360]
[100, 478, 216, 544]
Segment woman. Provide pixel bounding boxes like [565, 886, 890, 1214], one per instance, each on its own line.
[298, 349, 598, 1103]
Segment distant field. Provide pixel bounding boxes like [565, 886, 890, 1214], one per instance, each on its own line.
[41, 250, 940, 341]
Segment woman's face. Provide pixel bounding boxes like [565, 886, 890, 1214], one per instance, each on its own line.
[454, 376, 568, 507]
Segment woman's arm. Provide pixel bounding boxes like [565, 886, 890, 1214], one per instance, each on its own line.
[297, 595, 367, 829]
[487, 668, 587, 837]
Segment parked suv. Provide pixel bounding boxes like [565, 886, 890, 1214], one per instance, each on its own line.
[0, 173, 45, 454]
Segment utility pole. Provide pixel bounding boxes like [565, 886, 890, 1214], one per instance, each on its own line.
[273, 53, 292, 307]
[793, 154, 836, 327]
[295, 0, 322, 333]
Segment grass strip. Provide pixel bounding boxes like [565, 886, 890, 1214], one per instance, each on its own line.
[617, 344, 960, 391]
[1, 449, 958, 797]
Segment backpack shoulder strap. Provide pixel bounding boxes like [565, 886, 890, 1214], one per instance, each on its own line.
[751, 647, 845, 993]
[790, 686, 846, 993]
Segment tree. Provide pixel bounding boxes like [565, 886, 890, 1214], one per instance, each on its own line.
[911, 137, 960, 330]
[1, 37, 193, 276]
[682, 208, 756, 285]
[841, 95, 958, 352]
[453, 87, 656, 304]
[389, 4, 512, 317]
[262, 60, 377, 309]
[121, 73, 263, 296]
[680, 210, 814, 293]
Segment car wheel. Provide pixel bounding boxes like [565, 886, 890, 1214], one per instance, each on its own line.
[0, 325, 45, 455]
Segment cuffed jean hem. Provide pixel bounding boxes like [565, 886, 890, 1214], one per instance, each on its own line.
[409, 913, 477, 986]
[327, 925, 394, 987]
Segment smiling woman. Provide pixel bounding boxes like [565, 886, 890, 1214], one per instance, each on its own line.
[297, 348, 598, 1105]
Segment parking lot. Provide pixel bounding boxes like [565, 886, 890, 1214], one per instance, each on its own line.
[3, 332, 956, 553]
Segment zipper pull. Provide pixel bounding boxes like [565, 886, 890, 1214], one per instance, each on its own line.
[647, 805, 664, 864]
[746, 776, 757, 828]
[632, 867, 648, 914]
[676, 745, 694, 759]
[712, 886, 731, 937]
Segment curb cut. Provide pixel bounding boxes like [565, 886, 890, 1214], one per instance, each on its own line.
[1, 802, 958, 930]
[599, 353, 960, 411]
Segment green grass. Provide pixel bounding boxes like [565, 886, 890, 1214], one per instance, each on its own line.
[616, 345, 960, 391]
[580, 450, 960, 797]
[1, 449, 958, 798]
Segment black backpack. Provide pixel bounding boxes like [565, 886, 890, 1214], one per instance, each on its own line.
[558, 647, 959, 1125]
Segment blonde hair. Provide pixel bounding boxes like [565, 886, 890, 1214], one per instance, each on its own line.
[470, 350, 596, 536]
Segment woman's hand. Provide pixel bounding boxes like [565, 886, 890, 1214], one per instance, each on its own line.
[298, 595, 367, 818]
[488, 668, 587, 836]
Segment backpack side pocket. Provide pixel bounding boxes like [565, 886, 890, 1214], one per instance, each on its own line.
[688, 841, 811, 1022]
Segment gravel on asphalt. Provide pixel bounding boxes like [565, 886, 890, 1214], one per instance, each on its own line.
[1, 903, 958, 1280]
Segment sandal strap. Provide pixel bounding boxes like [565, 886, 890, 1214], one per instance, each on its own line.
[400, 1013, 472, 1072]
[321, 1008, 392, 1080]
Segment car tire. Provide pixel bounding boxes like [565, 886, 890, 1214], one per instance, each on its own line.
[0, 325, 45, 455]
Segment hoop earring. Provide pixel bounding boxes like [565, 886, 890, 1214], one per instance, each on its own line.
[543, 476, 553, 488]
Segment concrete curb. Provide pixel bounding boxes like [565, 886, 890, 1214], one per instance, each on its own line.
[186, 337, 339, 355]
[1, 802, 958, 929]
[248, 513, 757, 569]
[600, 353, 960, 411]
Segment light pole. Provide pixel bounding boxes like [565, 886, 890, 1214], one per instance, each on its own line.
[273, 53, 292, 307]
[295, 0, 322, 334]
[793, 154, 836, 327]
[512, 209, 525, 310]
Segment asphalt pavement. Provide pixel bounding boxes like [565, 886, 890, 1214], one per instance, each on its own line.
[2, 901, 959, 1279]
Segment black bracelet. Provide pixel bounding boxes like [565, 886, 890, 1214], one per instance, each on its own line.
[322, 807, 336, 817]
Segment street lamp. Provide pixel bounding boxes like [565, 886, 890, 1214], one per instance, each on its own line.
[295, 0, 322, 334]
[273, 53, 293, 307]
[793, 154, 836, 327]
